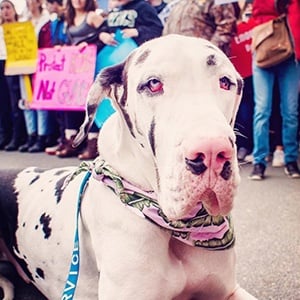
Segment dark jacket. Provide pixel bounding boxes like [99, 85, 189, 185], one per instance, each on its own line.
[99, 0, 163, 47]
[39, 14, 67, 48]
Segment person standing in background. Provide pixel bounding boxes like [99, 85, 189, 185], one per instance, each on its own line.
[55, 0, 105, 159]
[97, 0, 163, 50]
[249, 0, 299, 180]
[287, 0, 300, 149]
[269, 0, 300, 168]
[18, 0, 55, 153]
[0, 0, 27, 151]
[162, 0, 238, 57]
[0, 0, 13, 149]
[230, 0, 255, 163]
[39, 0, 69, 156]
[39, 0, 67, 48]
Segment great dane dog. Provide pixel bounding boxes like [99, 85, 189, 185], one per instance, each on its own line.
[0, 35, 257, 300]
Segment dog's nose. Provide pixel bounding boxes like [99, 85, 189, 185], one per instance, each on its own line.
[185, 137, 233, 175]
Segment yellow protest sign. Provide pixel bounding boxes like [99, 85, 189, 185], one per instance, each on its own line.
[3, 21, 38, 75]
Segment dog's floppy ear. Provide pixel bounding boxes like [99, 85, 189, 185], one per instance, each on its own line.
[72, 62, 125, 147]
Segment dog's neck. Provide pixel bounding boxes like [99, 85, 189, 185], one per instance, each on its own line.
[98, 114, 157, 192]
[91, 158, 235, 250]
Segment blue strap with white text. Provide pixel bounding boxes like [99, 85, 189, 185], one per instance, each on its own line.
[61, 171, 91, 300]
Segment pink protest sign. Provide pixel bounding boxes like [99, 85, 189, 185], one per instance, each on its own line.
[31, 45, 96, 110]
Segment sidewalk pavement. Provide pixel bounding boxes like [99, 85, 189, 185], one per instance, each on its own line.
[0, 151, 299, 300]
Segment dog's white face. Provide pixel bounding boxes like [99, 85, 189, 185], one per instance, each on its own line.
[74, 34, 243, 220]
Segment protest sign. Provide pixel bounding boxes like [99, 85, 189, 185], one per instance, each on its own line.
[3, 21, 37, 75]
[31, 45, 96, 111]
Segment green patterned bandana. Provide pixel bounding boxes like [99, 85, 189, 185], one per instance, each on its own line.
[73, 159, 235, 250]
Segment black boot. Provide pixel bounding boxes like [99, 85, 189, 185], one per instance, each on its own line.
[0, 122, 11, 149]
[4, 110, 27, 151]
[28, 135, 47, 153]
[19, 134, 37, 152]
[0, 135, 9, 150]
[4, 140, 20, 151]
[4, 133, 26, 152]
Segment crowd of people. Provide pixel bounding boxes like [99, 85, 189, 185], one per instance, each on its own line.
[0, 0, 299, 180]
[233, 0, 300, 179]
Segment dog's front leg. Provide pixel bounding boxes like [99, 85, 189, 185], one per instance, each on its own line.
[96, 231, 186, 300]
[95, 224, 186, 299]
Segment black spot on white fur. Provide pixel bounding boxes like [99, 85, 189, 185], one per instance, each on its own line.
[54, 169, 71, 176]
[206, 54, 216, 66]
[29, 168, 47, 184]
[33, 168, 46, 173]
[29, 175, 40, 185]
[149, 118, 156, 156]
[39, 213, 52, 239]
[35, 267, 45, 279]
[54, 175, 69, 204]
[135, 49, 150, 65]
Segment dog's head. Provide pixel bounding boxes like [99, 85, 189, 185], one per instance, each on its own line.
[74, 34, 243, 220]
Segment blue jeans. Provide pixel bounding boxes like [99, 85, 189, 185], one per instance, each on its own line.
[23, 109, 52, 136]
[252, 56, 299, 165]
[19, 75, 53, 136]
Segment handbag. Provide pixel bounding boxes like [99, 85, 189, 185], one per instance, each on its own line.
[251, 14, 294, 68]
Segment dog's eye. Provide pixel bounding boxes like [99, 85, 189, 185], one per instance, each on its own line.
[137, 78, 164, 96]
[147, 78, 163, 93]
[219, 76, 233, 91]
